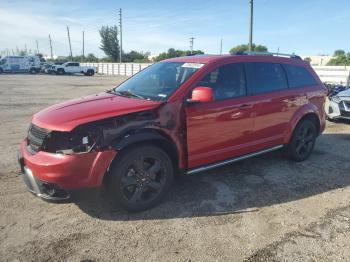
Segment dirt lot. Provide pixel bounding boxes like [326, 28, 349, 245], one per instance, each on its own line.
[0, 74, 349, 262]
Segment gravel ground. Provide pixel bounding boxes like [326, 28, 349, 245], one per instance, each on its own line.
[0, 74, 349, 262]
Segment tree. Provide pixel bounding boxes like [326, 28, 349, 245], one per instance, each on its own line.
[99, 25, 120, 62]
[85, 53, 99, 62]
[304, 57, 312, 63]
[327, 49, 350, 65]
[153, 48, 204, 62]
[229, 44, 268, 54]
[333, 49, 345, 57]
[123, 51, 150, 63]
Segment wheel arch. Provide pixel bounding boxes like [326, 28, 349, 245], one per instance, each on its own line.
[284, 105, 322, 144]
[107, 130, 180, 176]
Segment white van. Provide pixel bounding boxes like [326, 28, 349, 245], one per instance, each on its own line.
[0, 56, 41, 74]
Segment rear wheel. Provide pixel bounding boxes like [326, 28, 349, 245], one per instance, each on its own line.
[107, 145, 174, 211]
[287, 119, 317, 162]
[86, 69, 94, 76]
[0, 68, 3, 74]
[56, 69, 65, 75]
[29, 68, 37, 74]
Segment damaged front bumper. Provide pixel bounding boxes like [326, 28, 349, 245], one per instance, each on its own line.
[18, 140, 117, 201]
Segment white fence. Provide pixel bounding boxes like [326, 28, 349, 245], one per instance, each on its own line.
[312, 66, 350, 86]
[81, 63, 152, 76]
[83, 62, 350, 86]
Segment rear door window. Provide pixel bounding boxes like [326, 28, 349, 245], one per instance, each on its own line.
[283, 64, 317, 88]
[246, 62, 288, 95]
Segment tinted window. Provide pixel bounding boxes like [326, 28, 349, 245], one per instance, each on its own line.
[284, 64, 317, 88]
[246, 62, 288, 94]
[197, 63, 246, 100]
[115, 62, 202, 101]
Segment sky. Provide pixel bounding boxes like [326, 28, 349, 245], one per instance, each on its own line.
[0, 0, 349, 58]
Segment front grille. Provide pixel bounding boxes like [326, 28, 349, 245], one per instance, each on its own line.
[27, 124, 49, 154]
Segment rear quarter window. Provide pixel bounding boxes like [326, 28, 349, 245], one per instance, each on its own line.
[283, 64, 317, 88]
[246, 62, 288, 95]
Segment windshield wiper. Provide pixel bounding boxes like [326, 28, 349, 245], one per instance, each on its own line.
[108, 89, 146, 100]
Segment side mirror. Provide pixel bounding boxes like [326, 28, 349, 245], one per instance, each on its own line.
[188, 86, 214, 103]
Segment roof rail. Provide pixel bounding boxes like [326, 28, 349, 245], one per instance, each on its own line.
[234, 51, 302, 60]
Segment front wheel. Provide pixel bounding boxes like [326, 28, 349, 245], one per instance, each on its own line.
[29, 68, 37, 74]
[286, 119, 317, 162]
[107, 145, 174, 211]
[56, 69, 65, 75]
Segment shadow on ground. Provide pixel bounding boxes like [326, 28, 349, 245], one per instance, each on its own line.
[74, 133, 350, 221]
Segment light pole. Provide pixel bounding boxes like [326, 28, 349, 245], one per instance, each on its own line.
[249, 0, 254, 51]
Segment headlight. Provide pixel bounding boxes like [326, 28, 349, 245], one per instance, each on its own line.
[43, 130, 97, 154]
[331, 96, 341, 103]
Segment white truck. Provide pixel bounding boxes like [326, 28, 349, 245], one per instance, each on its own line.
[0, 56, 41, 74]
[52, 62, 97, 76]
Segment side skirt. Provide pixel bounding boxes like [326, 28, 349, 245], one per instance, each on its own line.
[186, 145, 284, 175]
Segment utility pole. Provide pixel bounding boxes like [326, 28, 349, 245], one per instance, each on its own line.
[36, 40, 39, 54]
[190, 37, 195, 54]
[49, 34, 53, 59]
[220, 38, 223, 55]
[82, 31, 85, 57]
[119, 8, 123, 63]
[249, 0, 254, 51]
[67, 26, 73, 59]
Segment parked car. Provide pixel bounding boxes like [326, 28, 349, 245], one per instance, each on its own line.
[18, 52, 327, 211]
[52, 62, 96, 76]
[326, 87, 350, 120]
[0, 55, 41, 74]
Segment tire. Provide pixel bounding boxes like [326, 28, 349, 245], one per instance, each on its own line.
[286, 119, 317, 162]
[107, 145, 174, 211]
[0, 68, 3, 74]
[57, 69, 65, 75]
[29, 68, 36, 74]
[86, 69, 94, 76]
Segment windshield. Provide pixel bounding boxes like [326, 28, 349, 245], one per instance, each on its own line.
[113, 62, 203, 101]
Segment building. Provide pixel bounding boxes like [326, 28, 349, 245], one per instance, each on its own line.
[300, 55, 333, 66]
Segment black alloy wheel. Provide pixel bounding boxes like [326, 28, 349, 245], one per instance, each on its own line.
[287, 119, 317, 162]
[108, 145, 174, 211]
[120, 157, 165, 204]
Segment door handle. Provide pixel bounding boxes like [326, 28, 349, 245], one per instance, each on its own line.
[239, 104, 253, 109]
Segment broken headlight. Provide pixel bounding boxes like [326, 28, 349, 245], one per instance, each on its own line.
[43, 130, 97, 154]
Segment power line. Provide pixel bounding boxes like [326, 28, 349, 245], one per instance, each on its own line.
[119, 8, 123, 63]
[49, 34, 53, 59]
[190, 37, 195, 54]
[249, 0, 254, 51]
[67, 26, 73, 59]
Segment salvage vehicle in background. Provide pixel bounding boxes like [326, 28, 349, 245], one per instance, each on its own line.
[0, 55, 41, 74]
[52, 62, 96, 76]
[326, 86, 350, 121]
[18, 52, 327, 211]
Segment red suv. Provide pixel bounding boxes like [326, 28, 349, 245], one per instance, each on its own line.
[18, 53, 327, 211]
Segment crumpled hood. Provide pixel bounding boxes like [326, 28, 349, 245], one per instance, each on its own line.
[32, 92, 162, 131]
[338, 88, 350, 98]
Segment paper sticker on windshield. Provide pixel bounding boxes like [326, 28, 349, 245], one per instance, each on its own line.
[181, 63, 204, 69]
